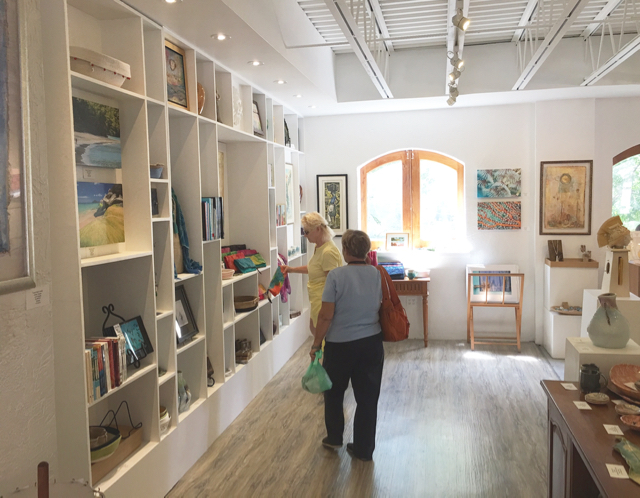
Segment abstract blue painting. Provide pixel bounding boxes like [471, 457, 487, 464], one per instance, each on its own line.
[0, 0, 9, 253]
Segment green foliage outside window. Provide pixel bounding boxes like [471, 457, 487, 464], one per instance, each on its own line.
[612, 154, 640, 230]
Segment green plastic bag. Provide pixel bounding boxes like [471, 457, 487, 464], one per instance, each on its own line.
[301, 350, 332, 393]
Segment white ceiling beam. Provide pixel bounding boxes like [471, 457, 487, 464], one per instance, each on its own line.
[582, 32, 640, 85]
[367, 0, 394, 52]
[581, 0, 623, 39]
[323, 0, 393, 98]
[512, 0, 588, 90]
[512, 0, 539, 43]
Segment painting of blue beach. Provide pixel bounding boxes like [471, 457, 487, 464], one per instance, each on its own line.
[77, 182, 124, 248]
[72, 97, 121, 169]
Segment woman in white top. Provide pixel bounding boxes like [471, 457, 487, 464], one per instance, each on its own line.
[281, 212, 342, 335]
[311, 229, 383, 462]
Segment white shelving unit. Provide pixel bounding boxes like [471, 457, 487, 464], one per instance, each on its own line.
[42, 0, 310, 496]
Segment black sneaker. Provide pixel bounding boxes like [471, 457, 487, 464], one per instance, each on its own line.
[322, 437, 342, 449]
[346, 443, 372, 461]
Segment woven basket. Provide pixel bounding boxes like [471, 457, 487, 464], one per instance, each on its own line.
[234, 295, 259, 312]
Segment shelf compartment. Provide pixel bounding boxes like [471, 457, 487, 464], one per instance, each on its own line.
[158, 370, 175, 387]
[175, 272, 202, 283]
[70, 72, 144, 102]
[204, 241, 224, 386]
[176, 339, 206, 422]
[217, 122, 264, 143]
[159, 376, 177, 440]
[147, 101, 169, 179]
[196, 56, 216, 121]
[81, 250, 152, 268]
[143, 21, 165, 102]
[87, 363, 156, 408]
[156, 310, 173, 320]
[67, 2, 145, 96]
[177, 333, 205, 355]
[156, 313, 176, 380]
[153, 221, 173, 314]
[224, 326, 235, 376]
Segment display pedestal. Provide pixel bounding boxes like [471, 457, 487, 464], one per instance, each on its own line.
[602, 249, 631, 297]
[543, 259, 598, 359]
[564, 337, 640, 382]
[580, 289, 640, 344]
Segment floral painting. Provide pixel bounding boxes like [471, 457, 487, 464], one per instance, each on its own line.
[477, 169, 521, 198]
[540, 161, 592, 235]
[477, 201, 521, 230]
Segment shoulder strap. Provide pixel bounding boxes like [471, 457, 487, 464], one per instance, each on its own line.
[377, 266, 402, 305]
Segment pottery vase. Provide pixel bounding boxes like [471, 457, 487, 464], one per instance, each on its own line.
[177, 370, 192, 413]
[587, 293, 630, 349]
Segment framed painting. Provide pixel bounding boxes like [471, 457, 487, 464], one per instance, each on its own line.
[76, 182, 125, 248]
[466, 264, 521, 304]
[175, 284, 198, 344]
[252, 101, 264, 137]
[386, 232, 410, 250]
[540, 160, 592, 235]
[285, 162, 294, 224]
[165, 40, 189, 110]
[317, 174, 348, 236]
[0, 0, 35, 294]
[72, 96, 121, 169]
[477, 169, 521, 198]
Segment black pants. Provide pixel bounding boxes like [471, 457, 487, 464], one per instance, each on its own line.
[323, 333, 384, 459]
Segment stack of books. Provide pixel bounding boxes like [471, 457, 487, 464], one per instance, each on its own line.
[85, 335, 127, 403]
[201, 197, 224, 241]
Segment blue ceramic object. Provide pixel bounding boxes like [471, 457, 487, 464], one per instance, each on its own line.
[150, 164, 164, 179]
[587, 293, 630, 349]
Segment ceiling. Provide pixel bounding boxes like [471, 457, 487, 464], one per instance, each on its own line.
[125, 0, 640, 116]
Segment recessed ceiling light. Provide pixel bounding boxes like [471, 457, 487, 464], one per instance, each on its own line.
[165, 0, 181, 3]
[309, 105, 317, 108]
[248, 60, 264, 66]
[275, 79, 287, 85]
[212, 33, 228, 41]
[294, 94, 302, 98]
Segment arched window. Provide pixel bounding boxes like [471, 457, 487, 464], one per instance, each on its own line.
[613, 144, 640, 230]
[360, 150, 464, 249]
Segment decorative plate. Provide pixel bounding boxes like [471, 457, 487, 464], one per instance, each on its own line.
[585, 392, 610, 405]
[608, 383, 640, 406]
[610, 364, 640, 401]
[620, 415, 640, 432]
[550, 305, 582, 315]
[616, 402, 640, 416]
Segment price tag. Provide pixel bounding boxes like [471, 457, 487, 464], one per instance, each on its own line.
[574, 401, 592, 410]
[624, 382, 638, 392]
[561, 383, 578, 391]
[606, 464, 629, 479]
[604, 424, 624, 435]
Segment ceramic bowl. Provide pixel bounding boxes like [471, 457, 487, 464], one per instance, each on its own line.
[585, 392, 610, 405]
[150, 164, 164, 179]
[620, 415, 640, 432]
[610, 364, 640, 401]
[89, 426, 121, 463]
[616, 402, 640, 416]
[608, 383, 640, 406]
[222, 269, 235, 280]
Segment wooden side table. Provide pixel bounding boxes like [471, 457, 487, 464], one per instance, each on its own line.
[392, 277, 430, 347]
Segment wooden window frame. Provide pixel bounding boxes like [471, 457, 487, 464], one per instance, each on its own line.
[360, 150, 464, 249]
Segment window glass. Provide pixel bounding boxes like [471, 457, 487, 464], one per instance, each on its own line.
[367, 160, 403, 240]
[419, 159, 458, 242]
[612, 154, 640, 230]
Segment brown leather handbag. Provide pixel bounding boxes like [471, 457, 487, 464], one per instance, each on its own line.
[377, 266, 410, 341]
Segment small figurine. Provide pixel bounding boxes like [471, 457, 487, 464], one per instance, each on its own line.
[580, 245, 591, 262]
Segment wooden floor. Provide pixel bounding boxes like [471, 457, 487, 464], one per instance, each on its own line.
[167, 340, 559, 498]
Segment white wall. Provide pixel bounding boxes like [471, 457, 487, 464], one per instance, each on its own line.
[305, 96, 640, 343]
[0, 0, 56, 493]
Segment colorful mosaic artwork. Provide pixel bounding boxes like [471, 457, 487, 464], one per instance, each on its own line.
[477, 201, 521, 230]
[477, 168, 521, 198]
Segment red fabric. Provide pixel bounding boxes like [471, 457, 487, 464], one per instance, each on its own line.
[224, 253, 242, 269]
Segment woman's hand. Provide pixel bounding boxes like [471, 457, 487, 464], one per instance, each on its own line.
[309, 344, 321, 361]
[281, 265, 291, 276]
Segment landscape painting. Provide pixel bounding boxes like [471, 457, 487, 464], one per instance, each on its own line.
[477, 201, 521, 230]
[77, 182, 124, 248]
[72, 97, 121, 169]
[477, 169, 521, 198]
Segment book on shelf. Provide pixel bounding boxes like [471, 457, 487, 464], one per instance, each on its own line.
[85, 335, 127, 403]
[201, 197, 224, 241]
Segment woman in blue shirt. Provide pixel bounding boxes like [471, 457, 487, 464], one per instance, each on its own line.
[311, 229, 383, 461]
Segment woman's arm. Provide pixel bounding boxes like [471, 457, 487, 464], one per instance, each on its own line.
[280, 265, 308, 277]
[310, 301, 335, 360]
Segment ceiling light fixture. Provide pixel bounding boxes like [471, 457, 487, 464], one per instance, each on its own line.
[212, 33, 228, 41]
[447, 96, 457, 106]
[275, 80, 287, 85]
[309, 105, 317, 108]
[448, 84, 459, 99]
[165, 0, 182, 3]
[447, 51, 464, 70]
[448, 67, 462, 82]
[452, 9, 470, 31]
[248, 60, 264, 66]
[294, 94, 302, 98]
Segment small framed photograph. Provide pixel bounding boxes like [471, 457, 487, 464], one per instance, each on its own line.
[104, 316, 154, 367]
[252, 101, 264, 137]
[165, 40, 189, 110]
[175, 284, 198, 344]
[385, 232, 410, 250]
[540, 160, 592, 235]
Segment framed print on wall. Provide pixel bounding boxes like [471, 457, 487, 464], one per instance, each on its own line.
[540, 160, 592, 235]
[252, 101, 264, 137]
[165, 40, 189, 110]
[317, 174, 348, 236]
[385, 232, 410, 250]
[0, 0, 36, 294]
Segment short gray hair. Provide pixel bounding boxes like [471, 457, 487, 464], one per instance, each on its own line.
[341, 230, 371, 259]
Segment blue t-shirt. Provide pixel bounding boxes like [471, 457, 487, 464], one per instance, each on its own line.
[321, 264, 382, 343]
